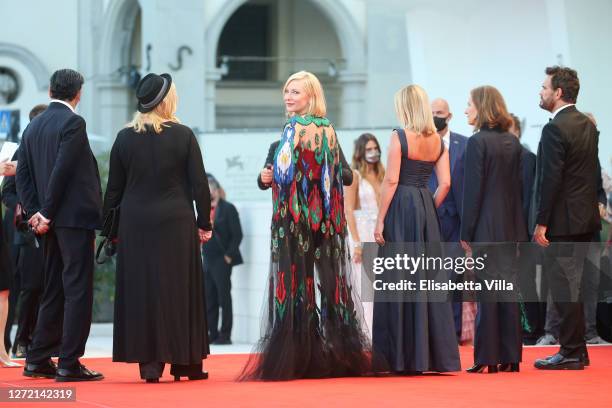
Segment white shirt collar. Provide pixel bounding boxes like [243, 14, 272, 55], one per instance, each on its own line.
[50, 99, 75, 113]
[551, 103, 575, 120]
[439, 127, 450, 148]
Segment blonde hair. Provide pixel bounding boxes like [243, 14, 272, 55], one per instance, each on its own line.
[128, 82, 180, 133]
[283, 71, 327, 118]
[394, 85, 436, 137]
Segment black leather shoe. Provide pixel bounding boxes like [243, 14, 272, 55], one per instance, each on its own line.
[534, 353, 584, 370]
[499, 363, 520, 372]
[145, 378, 159, 383]
[23, 360, 57, 379]
[174, 371, 209, 381]
[466, 364, 498, 373]
[212, 338, 232, 345]
[56, 365, 104, 382]
[582, 352, 590, 367]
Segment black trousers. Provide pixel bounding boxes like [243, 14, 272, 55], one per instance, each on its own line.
[473, 244, 522, 365]
[13, 244, 44, 349]
[543, 233, 591, 359]
[203, 256, 233, 341]
[26, 228, 95, 370]
[474, 302, 522, 365]
[518, 243, 547, 341]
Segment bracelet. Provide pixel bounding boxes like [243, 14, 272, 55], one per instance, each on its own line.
[353, 242, 362, 250]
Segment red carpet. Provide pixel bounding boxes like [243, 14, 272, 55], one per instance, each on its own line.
[1, 346, 611, 407]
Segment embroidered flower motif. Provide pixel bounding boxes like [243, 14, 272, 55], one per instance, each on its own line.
[274, 125, 295, 187]
[276, 270, 287, 304]
[289, 180, 300, 223]
[330, 188, 345, 232]
[291, 265, 298, 298]
[321, 157, 332, 216]
[275, 270, 287, 319]
[308, 185, 323, 232]
[306, 276, 315, 309]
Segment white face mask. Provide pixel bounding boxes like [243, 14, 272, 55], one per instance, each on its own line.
[365, 150, 381, 164]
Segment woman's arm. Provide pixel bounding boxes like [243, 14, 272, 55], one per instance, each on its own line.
[374, 131, 401, 245]
[187, 131, 212, 232]
[344, 169, 363, 260]
[103, 135, 126, 217]
[433, 146, 451, 208]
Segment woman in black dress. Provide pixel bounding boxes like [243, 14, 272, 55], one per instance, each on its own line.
[372, 84, 461, 374]
[460, 85, 527, 373]
[104, 73, 213, 383]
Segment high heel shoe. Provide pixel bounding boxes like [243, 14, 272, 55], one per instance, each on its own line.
[174, 371, 208, 381]
[499, 363, 520, 372]
[466, 364, 498, 374]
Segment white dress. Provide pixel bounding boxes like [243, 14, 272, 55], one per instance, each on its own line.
[349, 172, 379, 340]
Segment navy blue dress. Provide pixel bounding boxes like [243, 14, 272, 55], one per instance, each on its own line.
[372, 129, 461, 373]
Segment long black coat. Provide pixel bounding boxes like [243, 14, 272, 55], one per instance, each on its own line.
[104, 122, 212, 364]
[460, 128, 528, 243]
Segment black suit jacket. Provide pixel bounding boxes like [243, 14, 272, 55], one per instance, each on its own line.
[532, 105, 601, 237]
[16, 102, 102, 230]
[202, 198, 243, 266]
[257, 140, 353, 190]
[460, 128, 528, 242]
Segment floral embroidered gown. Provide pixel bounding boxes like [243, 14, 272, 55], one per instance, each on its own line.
[240, 115, 370, 380]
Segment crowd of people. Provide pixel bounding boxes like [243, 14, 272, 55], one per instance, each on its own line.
[0, 64, 606, 383]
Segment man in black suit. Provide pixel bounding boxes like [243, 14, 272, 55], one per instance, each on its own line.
[428, 98, 468, 340]
[203, 175, 243, 345]
[258, 141, 353, 190]
[532, 66, 601, 370]
[16, 69, 103, 381]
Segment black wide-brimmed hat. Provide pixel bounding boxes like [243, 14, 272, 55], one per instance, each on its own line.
[136, 73, 172, 113]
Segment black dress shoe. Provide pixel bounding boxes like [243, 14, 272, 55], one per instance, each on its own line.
[466, 364, 498, 373]
[56, 365, 104, 382]
[534, 353, 584, 370]
[23, 360, 57, 379]
[499, 363, 520, 372]
[212, 338, 232, 345]
[582, 352, 590, 367]
[174, 371, 209, 381]
[145, 378, 159, 383]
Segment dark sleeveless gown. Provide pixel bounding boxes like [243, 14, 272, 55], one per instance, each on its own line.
[372, 129, 461, 373]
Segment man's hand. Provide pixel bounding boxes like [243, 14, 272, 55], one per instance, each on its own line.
[533, 224, 549, 247]
[260, 166, 273, 185]
[0, 159, 16, 176]
[199, 229, 212, 243]
[460, 240, 472, 257]
[28, 212, 51, 235]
